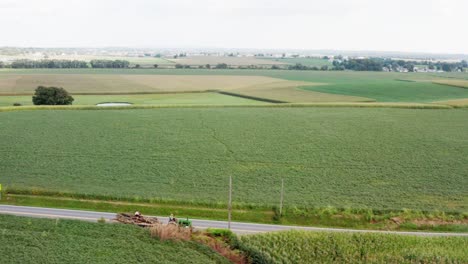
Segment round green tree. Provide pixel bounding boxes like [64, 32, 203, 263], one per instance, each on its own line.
[32, 86, 74, 105]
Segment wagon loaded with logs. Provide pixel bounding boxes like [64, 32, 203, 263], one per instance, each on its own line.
[116, 213, 159, 227]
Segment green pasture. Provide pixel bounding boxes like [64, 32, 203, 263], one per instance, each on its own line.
[0, 214, 227, 264]
[0, 92, 266, 107]
[1, 108, 467, 211]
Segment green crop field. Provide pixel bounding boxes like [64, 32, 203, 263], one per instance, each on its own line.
[239, 230, 468, 263]
[0, 92, 267, 107]
[1, 107, 467, 211]
[0, 69, 467, 103]
[0, 214, 228, 264]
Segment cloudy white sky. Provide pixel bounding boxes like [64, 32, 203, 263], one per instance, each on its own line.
[0, 0, 467, 53]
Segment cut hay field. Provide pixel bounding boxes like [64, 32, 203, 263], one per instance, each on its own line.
[239, 230, 468, 263]
[0, 74, 301, 94]
[0, 214, 228, 264]
[434, 98, 468, 107]
[433, 79, 468, 89]
[1, 69, 467, 103]
[0, 73, 372, 103]
[263, 57, 334, 67]
[0, 92, 267, 107]
[48, 55, 175, 66]
[168, 56, 287, 66]
[1, 108, 467, 211]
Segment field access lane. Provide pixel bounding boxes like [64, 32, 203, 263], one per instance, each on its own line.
[0, 205, 466, 237]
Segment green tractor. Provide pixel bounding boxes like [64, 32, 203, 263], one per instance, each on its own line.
[178, 217, 192, 228]
[169, 215, 192, 228]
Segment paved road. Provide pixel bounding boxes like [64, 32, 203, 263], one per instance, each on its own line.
[0, 205, 466, 237]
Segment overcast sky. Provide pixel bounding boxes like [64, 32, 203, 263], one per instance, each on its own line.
[0, 0, 467, 54]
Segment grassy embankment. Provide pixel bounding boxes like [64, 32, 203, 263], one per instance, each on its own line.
[0, 214, 230, 264]
[1, 107, 467, 231]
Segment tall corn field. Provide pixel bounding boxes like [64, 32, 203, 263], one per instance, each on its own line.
[239, 231, 468, 263]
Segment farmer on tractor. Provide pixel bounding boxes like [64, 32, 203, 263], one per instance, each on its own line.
[169, 213, 177, 224]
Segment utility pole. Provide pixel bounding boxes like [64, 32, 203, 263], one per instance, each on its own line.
[228, 175, 232, 229]
[279, 179, 284, 216]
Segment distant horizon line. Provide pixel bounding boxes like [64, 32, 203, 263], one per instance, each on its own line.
[1, 46, 467, 56]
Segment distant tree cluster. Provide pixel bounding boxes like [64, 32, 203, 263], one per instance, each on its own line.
[379, 59, 467, 72]
[174, 64, 191, 69]
[90, 60, 130, 68]
[10, 59, 88, 69]
[329, 58, 467, 72]
[32, 86, 74, 105]
[0, 61, 4, 68]
[340, 58, 384, 71]
[287, 63, 332, 71]
[174, 63, 228, 69]
[215, 63, 228, 69]
[173, 53, 187, 59]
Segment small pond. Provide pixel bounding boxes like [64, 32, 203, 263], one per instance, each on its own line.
[96, 102, 133, 107]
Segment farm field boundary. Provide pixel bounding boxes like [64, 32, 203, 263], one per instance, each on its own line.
[432, 80, 468, 89]
[217, 91, 287, 103]
[1, 192, 467, 233]
[0, 102, 454, 113]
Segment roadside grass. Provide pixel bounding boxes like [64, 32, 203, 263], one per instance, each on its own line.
[0, 214, 230, 264]
[1, 108, 467, 212]
[238, 230, 468, 263]
[2, 192, 467, 232]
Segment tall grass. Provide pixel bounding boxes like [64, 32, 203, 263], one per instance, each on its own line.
[149, 223, 191, 241]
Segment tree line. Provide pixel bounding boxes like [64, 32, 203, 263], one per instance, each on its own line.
[89, 60, 130, 68]
[1, 59, 131, 69]
[9, 59, 88, 68]
[332, 58, 467, 72]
